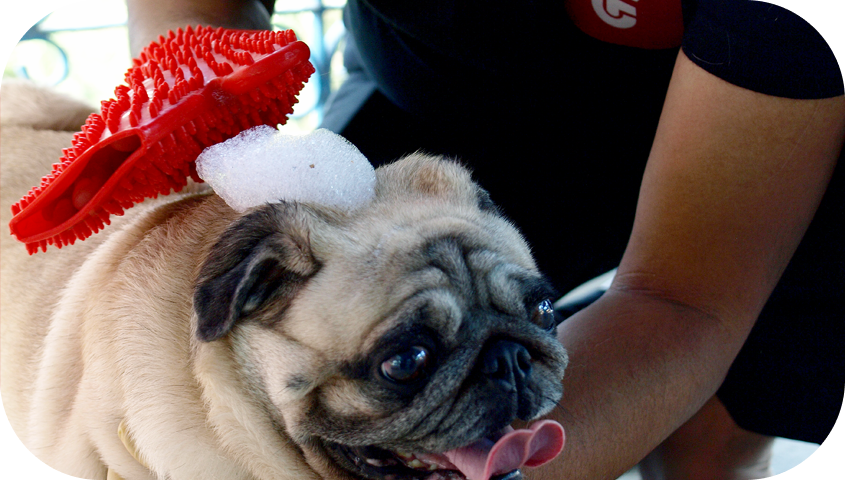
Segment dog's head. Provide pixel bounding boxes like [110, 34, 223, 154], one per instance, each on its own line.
[193, 154, 568, 480]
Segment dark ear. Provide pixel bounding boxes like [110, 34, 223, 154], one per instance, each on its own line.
[194, 203, 320, 342]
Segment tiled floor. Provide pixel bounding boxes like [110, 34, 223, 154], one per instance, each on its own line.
[616, 438, 819, 479]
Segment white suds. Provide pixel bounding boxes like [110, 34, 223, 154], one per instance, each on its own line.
[196, 126, 375, 212]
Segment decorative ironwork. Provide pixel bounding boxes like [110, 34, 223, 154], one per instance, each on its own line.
[0, 0, 68, 85]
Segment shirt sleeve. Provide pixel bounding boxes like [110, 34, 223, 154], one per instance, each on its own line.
[681, 0, 844, 99]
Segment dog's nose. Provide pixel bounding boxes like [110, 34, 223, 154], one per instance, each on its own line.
[480, 339, 532, 392]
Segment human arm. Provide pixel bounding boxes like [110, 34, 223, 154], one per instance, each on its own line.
[126, 0, 275, 56]
[532, 51, 845, 480]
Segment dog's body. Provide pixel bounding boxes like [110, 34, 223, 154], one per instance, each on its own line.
[1, 82, 567, 480]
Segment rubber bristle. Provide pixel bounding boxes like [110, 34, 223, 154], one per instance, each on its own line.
[9, 26, 315, 254]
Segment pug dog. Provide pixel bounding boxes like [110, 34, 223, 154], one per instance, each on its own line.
[1, 81, 568, 480]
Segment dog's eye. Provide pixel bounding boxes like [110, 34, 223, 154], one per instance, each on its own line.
[381, 346, 429, 383]
[531, 299, 556, 331]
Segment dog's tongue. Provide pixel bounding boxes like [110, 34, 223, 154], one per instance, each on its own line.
[440, 420, 565, 480]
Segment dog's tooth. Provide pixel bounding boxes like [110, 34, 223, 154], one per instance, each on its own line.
[407, 459, 426, 469]
[394, 451, 414, 461]
[365, 458, 387, 467]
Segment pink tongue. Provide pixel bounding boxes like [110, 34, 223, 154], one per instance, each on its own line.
[441, 420, 565, 480]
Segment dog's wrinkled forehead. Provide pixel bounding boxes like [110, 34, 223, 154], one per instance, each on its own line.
[284, 155, 543, 357]
[366, 154, 536, 271]
[368, 235, 551, 344]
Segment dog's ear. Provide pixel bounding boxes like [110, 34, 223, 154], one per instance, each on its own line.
[194, 203, 320, 342]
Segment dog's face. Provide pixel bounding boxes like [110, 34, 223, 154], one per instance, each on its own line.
[193, 155, 568, 480]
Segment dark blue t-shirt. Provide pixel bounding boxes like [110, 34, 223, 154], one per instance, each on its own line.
[682, 0, 843, 99]
[347, 0, 842, 123]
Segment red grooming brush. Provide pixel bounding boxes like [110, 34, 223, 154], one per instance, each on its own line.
[9, 26, 315, 254]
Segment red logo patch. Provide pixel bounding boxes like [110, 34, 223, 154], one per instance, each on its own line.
[565, 0, 684, 49]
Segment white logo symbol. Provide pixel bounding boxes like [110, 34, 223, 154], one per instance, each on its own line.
[592, 0, 639, 29]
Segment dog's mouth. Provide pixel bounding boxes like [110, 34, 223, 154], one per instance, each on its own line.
[326, 420, 564, 480]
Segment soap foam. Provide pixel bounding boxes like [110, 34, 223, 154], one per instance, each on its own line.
[196, 126, 375, 212]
